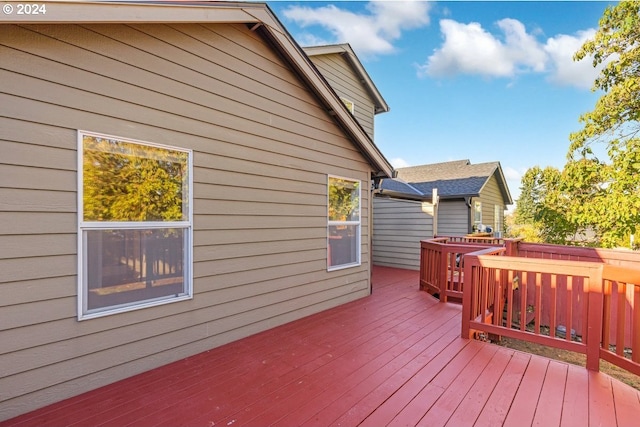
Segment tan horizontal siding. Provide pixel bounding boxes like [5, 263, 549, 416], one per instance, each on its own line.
[0, 277, 75, 308]
[194, 226, 325, 246]
[0, 21, 374, 420]
[0, 234, 76, 260]
[478, 175, 506, 233]
[0, 212, 76, 235]
[309, 54, 375, 139]
[0, 188, 75, 213]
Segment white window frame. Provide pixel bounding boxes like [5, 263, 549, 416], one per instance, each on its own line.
[327, 175, 361, 271]
[474, 201, 483, 225]
[77, 130, 193, 320]
[494, 204, 502, 235]
[340, 97, 355, 115]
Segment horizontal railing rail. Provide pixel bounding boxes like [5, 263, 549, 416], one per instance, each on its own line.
[435, 235, 508, 246]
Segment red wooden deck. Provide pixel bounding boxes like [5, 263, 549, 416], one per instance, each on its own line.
[3, 266, 639, 427]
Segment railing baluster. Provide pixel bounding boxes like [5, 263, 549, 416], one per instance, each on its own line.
[566, 276, 573, 342]
[601, 279, 611, 352]
[507, 270, 514, 330]
[550, 274, 557, 338]
[520, 272, 527, 332]
[616, 281, 626, 357]
[535, 272, 542, 334]
[633, 286, 640, 364]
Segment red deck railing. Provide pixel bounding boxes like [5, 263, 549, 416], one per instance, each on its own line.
[420, 236, 640, 375]
[419, 238, 500, 302]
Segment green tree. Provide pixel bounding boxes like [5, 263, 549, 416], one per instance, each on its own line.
[513, 166, 578, 244]
[568, 1, 640, 247]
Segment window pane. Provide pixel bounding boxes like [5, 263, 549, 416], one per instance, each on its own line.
[474, 201, 482, 223]
[328, 224, 359, 267]
[85, 228, 188, 312]
[83, 135, 189, 222]
[328, 178, 360, 221]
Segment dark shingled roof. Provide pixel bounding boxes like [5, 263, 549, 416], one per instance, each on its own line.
[378, 159, 513, 204]
[377, 178, 424, 199]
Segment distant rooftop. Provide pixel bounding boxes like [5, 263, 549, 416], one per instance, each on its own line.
[379, 159, 513, 204]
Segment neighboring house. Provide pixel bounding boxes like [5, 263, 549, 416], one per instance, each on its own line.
[0, 1, 393, 420]
[373, 160, 513, 270]
[303, 44, 390, 141]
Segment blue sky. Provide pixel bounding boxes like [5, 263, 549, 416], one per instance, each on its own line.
[268, 1, 614, 204]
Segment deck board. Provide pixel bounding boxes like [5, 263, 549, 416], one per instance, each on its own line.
[2, 266, 639, 427]
[560, 364, 590, 427]
[532, 361, 568, 427]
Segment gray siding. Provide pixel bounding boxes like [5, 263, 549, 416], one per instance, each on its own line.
[0, 23, 373, 420]
[308, 54, 376, 140]
[437, 200, 470, 236]
[372, 197, 433, 270]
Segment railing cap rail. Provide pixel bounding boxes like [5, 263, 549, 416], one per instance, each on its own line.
[603, 264, 640, 285]
[465, 254, 606, 277]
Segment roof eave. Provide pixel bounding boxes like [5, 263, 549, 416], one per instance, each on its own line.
[258, 21, 393, 177]
[374, 190, 431, 202]
[303, 44, 390, 115]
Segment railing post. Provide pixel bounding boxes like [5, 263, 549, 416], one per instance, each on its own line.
[505, 238, 521, 257]
[461, 256, 474, 338]
[419, 240, 425, 291]
[439, 248, 448, 302]
[585, 265, 604, 371]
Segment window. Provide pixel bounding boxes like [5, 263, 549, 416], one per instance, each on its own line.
[474, 201, 482, 226]
[340, 97, 355, 115]
[327, 176, 361, 270]
[78, 131, 192, 319]
[494, 205, 503, 236]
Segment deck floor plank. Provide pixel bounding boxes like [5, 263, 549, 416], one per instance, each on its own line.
[502, 354, 549, 427]
[443, 347, 514, 427]
[416, 342, 500, 427]
[532, 360, 568, 427]
[588, 371, 618, 427]
[2, 266, 639, 427]
[473, 351, 531, 427]
[611, 375, 640, 427]
[560, 364, 589, 427]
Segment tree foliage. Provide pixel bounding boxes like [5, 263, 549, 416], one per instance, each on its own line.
[566, 1, 640, 247]
[515, 2, 640, 248]
[513, 166, 579, 244]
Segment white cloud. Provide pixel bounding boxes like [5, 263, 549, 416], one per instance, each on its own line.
[390, 157, 411, 168]
[503, 166, 523, 182]
[420, 18, 603, 90]
[282, 1, 431, 56]
[543, 29, 602, 89]
[420, 18, 547, 78]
